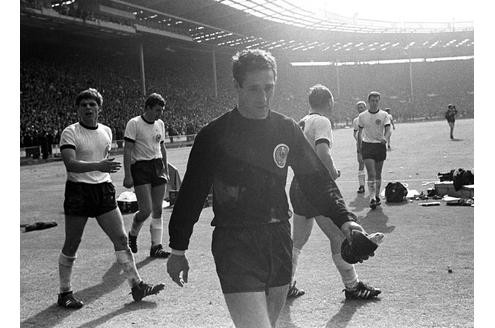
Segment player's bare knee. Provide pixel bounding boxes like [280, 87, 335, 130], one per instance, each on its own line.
[136, 209, 151, 221]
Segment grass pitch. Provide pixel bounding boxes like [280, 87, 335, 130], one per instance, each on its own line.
[21, 119, 473, 328]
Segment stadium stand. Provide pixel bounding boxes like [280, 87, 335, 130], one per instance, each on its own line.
[20, 0, 473, 156]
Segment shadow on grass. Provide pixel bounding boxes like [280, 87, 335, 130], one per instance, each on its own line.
[278, 298, 303, 328]
[348, 194, 368, 213]
[358, 207, 395, 234]
[325, 298, 381, 328]
[450, 138, 463, 141]
[21, 257, 156, 328]
[75, 301, 157, 328]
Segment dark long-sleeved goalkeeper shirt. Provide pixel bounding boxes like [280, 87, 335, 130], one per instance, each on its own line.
[169, 108, 353, 251]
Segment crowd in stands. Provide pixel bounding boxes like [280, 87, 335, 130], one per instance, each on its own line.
[20, 28, 473, 156]
[276, 59, 473, 124]
[20, 41, 235, 154]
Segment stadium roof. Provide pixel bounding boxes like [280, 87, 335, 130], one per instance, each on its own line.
[114, 0, 473, 58]
[26, 0, 474, 60]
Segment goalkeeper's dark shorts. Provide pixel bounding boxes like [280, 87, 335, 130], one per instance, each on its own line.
[211, 221, 292, 294]
[289, 178, 320, 218]
[361, 141, 387, 162]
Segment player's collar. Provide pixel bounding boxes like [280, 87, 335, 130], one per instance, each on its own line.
[79, 121, 98, 130]
[368, 109, 380, 114]
[232, 106, 271, 120]
[141, 115, 155, 124]
[308, 112, 323, 116]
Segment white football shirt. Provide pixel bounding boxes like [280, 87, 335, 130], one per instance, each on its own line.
[60, 123, 112, 184]
[298, 113, 333, 151]
[358, 110, 391, 143]
[124, 115, 166, 163]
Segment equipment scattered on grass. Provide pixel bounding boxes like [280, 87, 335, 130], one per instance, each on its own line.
[418, 202, 441, 206]
[117, 191, 138, 213]
[21, 221, 57, 232]
[385, 182, 408, 203]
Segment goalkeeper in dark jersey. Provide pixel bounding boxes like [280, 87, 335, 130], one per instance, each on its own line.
[166, 49, 368, 328]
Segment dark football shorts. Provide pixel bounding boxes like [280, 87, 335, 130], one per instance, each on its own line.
[64, 181, 117, 217]
[289, 178, 319, 218]
[211, 221, 292, 294]
[131, 158, 167, 187]
[361, 141, 387, 162]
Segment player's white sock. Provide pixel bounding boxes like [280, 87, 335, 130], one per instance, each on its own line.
[115, 250, 142, 287]
[59, 252, 76, 293]
[150, 216, 163, 246]
[376, 178, 382, 199]
[367, 180, 376, 200]
[358, 170, 366, 187]
[130, 214, 146, 236]
[291, 247, 302, 282]
[332, 253, 359, 289]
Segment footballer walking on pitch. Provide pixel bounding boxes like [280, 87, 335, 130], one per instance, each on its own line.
[353, 101, 367, 194]
[166, 49, 369, 328]
[445, 104, 458, 139]
[384, 108, 395, 150]
[123, 93, 171, 258]
[288, 85, 381, 300]
[57, 89, 164, 309]
[358, 91, 391, 209]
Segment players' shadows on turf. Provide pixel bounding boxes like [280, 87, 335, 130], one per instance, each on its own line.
[325, 298, 381, 328]
[74, 301, 157, 328]
[358, 207, 395, 235]
[278, 299, 304, 328]
[21, 257, 155, 328]
[348, 195, 369, 212]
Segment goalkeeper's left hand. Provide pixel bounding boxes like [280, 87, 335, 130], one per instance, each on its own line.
[341, 221, 366, 244]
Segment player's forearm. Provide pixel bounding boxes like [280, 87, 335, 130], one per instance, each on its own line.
[65, 159, 103, 173]
[317, 150, 339, 180]
[123, 147, 132, 177]
[168, 168, 212, 250]
[292, 142, 352, 228]
[160, 143, 169, 177]
[169, 131, 213, 251]
[384, 126, 391, 140]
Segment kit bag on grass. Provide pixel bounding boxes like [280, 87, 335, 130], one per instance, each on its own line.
[385, 182, 408, 203]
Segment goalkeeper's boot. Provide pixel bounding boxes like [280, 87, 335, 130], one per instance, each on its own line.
[369, 198, 377, 209]
[128, 232, 138, 253]
[344, 281, 381, 300]
[357, 186, 365, 194]
[287, 281, 305, 299]
[131, 281, 165, 302]
[375, 196, 381, 206]
[57, 291, 84, 309]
